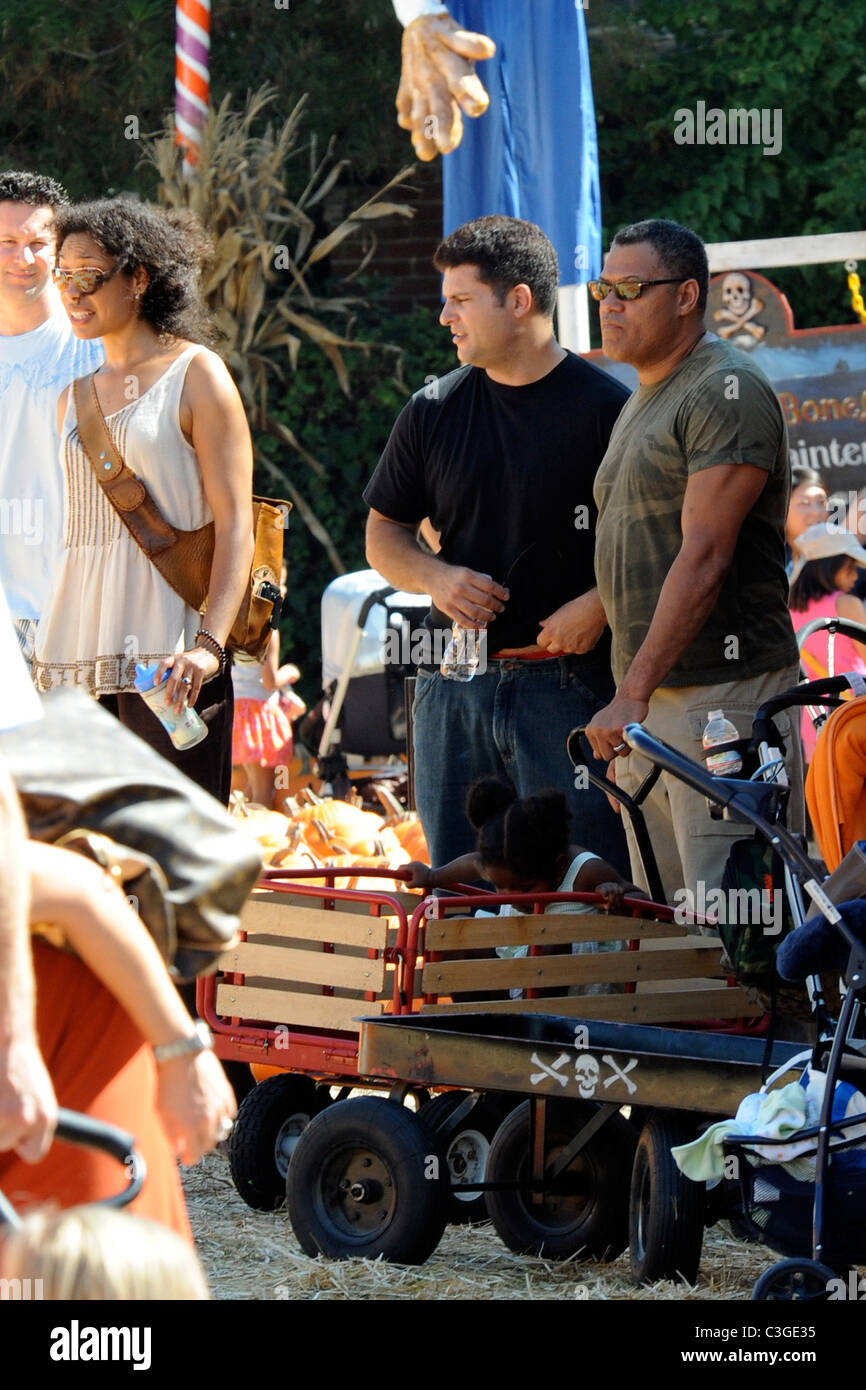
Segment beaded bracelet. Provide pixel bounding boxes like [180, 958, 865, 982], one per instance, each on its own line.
[195, 627, 228, 673]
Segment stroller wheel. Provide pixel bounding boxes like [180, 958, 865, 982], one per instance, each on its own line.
[752, 1258, 836, 1301]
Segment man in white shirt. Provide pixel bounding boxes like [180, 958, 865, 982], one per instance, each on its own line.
[0, 171, 103, 666]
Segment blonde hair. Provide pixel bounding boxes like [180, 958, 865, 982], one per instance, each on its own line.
[0, 1206, 209, 1300]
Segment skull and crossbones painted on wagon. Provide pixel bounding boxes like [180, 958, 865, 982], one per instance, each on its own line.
[713, 272, 767, 348]
[528, 1048, 639, 1098]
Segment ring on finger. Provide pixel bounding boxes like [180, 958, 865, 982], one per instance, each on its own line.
[181, 675, 193, 687]
[612, 741, 627, 752]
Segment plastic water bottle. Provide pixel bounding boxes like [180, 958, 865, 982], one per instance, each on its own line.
[440, 623, 481, 682]
[134, 662, 208, 750]
[702, 710, 743, 776]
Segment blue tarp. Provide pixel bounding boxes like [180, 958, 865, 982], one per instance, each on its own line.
[444, 0, 601, 284]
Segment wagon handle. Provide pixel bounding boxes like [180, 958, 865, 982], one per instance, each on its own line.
[567, 728, 666, 905]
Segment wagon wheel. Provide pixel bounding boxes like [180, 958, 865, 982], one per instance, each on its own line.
[485, 1099, 636, 1260]
[419, 1091, 516, 1224]
[629, 1114, 706, 1285]
[228, 1073, 332, 1211]
[751, 1258, 836, 1301]
[287, 1096, 449, 1263]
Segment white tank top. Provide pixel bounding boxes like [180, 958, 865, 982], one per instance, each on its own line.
[33, 345, 216, 695]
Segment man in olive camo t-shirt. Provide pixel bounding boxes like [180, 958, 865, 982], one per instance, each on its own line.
[585, 219, 801, 905]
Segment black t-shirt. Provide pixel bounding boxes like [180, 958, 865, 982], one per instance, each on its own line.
[363, 352, 630, 655]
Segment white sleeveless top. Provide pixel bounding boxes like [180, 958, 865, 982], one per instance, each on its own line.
[33, 345, 214, 696]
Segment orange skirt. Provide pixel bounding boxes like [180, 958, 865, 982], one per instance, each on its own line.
[0, 939, 191, 1243]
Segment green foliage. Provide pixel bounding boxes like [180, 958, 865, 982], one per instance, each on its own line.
[591, 0, 866, 330]
[261, 297, 453, 697]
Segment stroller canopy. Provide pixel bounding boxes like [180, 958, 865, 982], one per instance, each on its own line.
[806, 695, 866, 872]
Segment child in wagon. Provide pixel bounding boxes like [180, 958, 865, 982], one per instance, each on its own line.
[406, 777, 647, 996]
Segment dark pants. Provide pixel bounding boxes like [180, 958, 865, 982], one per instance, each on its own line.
[99, 666, 234, 806]
[412, 655, 630, 877]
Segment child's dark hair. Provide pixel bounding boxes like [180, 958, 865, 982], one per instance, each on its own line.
[466, 777, 570, 885]
[54, 198, 215, 344]
[790, 555, 850, 612]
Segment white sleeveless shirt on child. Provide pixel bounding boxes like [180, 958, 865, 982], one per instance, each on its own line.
[477, 852, 620, 1000]
[33, 345, 214, 696]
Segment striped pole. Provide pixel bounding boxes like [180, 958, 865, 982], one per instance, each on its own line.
[175, 0, 210, 171]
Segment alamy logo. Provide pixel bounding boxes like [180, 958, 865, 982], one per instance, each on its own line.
[0, 497, 44, 546]
[49, 1321, 151, 1370]
[673, 883, 783, 935]
[380, 623, 488, 675]
[674, 101, 782, 157]
[0, 1277, 43, 1299]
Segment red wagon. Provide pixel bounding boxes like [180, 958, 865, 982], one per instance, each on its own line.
[198, 865, 758, 1224]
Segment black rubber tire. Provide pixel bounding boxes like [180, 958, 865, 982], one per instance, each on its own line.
[419, 1091, 516, 1224]
[629, 1114, 706, 1285]
[287, 1096, 449, 1263]
[752, 1258, 836, 1301]
[229, 1073, 331, 1211]
[485, 1099, 636, 1260]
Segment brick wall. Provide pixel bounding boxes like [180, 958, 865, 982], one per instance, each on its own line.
[327, 163, 444, 312]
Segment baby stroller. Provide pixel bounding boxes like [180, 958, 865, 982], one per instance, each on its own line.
[298, 569, 430, 800]
[621, 694, 866, 1300]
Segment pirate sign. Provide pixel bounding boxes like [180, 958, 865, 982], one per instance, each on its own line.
[713, 272, 767, 350]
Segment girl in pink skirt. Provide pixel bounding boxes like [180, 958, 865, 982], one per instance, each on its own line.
[231, 614, 306, 807]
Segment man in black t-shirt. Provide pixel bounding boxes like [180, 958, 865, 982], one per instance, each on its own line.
[364, 215, 629, 871]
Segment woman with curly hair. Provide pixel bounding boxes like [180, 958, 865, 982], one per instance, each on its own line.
[32, 198, 254, 803]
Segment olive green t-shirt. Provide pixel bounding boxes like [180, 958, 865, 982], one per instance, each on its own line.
[593, 337, 797, 688]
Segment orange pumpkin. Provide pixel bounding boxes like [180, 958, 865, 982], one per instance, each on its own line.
[390, 816, 429, 863]
[291, 801, 385, 857]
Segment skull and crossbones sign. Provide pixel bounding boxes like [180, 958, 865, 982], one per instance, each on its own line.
[713, 272, 766, 343]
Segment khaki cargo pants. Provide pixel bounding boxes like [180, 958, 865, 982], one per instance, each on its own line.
[614, 662, 804, 906]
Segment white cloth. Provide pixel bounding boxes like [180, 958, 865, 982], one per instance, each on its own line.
[392, 0, 448, 27]
[672, 1070, 866, 1185]
[0, 582, 42, 730]
[0, 293, 103, 621]
[33, 344, 214, 696]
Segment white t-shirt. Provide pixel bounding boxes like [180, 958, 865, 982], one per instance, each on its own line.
[0, 294, 103, 621]
[0, 580, 41, 730]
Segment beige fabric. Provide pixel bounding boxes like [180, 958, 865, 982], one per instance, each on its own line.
[614, 662, 804, 907]
[33, 346, 214, 696]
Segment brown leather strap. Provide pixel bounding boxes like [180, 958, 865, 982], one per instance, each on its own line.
[73, 373, 212, 612]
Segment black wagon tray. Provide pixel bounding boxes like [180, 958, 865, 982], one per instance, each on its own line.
[357, 1012, 806, 1116]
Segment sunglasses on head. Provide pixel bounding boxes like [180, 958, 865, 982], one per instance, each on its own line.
[587, 277, 686, 302]
[53, 264, 119, 294]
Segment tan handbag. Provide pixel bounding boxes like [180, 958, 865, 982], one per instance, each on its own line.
[73, 372, 289, 658]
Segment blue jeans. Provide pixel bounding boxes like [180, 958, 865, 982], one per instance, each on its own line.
[412, 657, 630, 876]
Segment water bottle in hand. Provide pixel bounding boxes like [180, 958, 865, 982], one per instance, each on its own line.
[440, 623, 481, 682]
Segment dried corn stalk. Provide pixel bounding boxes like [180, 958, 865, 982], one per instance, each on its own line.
[141, 85, 415, 570]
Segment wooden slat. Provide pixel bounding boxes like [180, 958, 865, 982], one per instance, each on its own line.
[219, 941, 385, 991]
[239, 898, 389, 949]
[422, 940, 727, 993]
[420, 988, 760, 1022]
[424, 913, 686, 951]
[215, 982, 382, 1031]
[255, 888, 420, 915]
